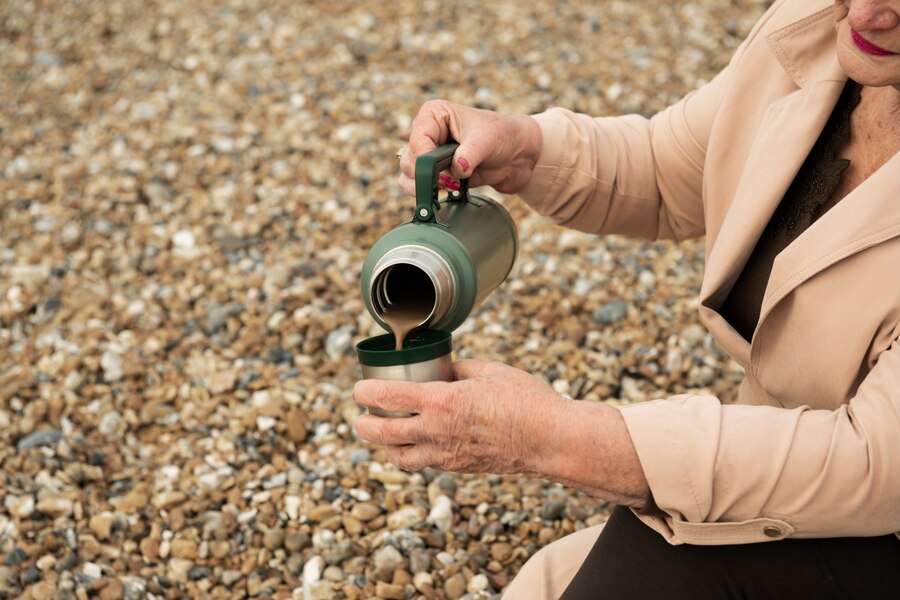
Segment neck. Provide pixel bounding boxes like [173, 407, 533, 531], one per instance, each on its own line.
[891, 87, 900, 122]
[864, 85, 900, 131]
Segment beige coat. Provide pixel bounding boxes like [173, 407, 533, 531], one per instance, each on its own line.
[520, 0, 900, 545]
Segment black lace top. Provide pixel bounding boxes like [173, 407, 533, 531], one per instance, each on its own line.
[718, 80, 862, 342]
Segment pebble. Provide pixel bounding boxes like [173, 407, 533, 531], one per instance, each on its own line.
[89, 512, 116, 540]
[371, 545, 403, 582]
[170, 539, 198, 559]
[22, 567, 40, 585]
[444, 573, 467, 599]
[83, 562, 103, 580]
[0, 0, 765, 597]
[350, 502, 382, 522]
[187, 565, 213, 581]
[468, 573, 490, 594]
[16, 429, 63, 451]
[414, 571, 434, 591]
[541, 488, 569, 521]
[29, 581, 57, 600]
[384, 528, 425, 555]
[221, 570, 243, 586]
[410, 548, 433, 574]
[263, 528, 284, 550]
[303, 555, 324, 586]
[36, 496, 74, 517]
[325, 325, 355, 360]
[592, 299, 628, 324]
[100, 350, 125, 382]
[167, 558, 194, 583]
[387, 506, 427, 530]
[306, 581, 335, 600]
[98, 411, 123, 438]
[428, 495, 454, 532]
[285, 531, 311, 553]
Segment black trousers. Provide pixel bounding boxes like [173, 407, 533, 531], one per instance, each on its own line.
[560, 506, 900, 599]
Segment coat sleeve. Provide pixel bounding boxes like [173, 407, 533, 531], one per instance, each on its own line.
[619, 335, 900, 544]
[518, 0, 788, 241]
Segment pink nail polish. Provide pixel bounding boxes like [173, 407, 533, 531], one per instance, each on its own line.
[446, 181, 460, 191]
[439, 174, 453, 183]
[457, 157, 470, 172]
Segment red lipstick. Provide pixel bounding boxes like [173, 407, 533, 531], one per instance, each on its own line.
[851, 30, 898, 56]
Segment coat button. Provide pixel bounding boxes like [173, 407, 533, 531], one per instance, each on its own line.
[763, 526, 782, 538]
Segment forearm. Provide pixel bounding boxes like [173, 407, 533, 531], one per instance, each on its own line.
[537, 399, 652, 509]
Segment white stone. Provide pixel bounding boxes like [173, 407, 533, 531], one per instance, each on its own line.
[303, 555, 324, 586]
[413, 572, 434, 591]
[284, 495, 301, 521]
[387, 505, 426, 530]
[197, 471, 224, 492]
[638, 269, 657, 287]
[100, 350, 124, 382]
[172, 229, 195, 249]
[237, 508, 257, 524]
[83, 562, 102, 580]
[256, 415, 277, 431]
[324, 325, 354, 360]
[427, 495, 453, 532]
[98, 411, 122, 438]
[5, 494, 32, 518]
[467, 574, 489, 593]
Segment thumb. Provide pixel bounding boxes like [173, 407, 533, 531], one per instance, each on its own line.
[450, 133, 492, 180]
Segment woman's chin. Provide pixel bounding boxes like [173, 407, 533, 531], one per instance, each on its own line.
[836, 36, 900, 89]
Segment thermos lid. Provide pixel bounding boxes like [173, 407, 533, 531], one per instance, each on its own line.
[356, 330, 452, 367]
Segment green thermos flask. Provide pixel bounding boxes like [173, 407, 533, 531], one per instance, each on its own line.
[360, 143, 518, 336]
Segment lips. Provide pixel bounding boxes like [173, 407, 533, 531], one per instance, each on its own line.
[851, 29, 898, 56]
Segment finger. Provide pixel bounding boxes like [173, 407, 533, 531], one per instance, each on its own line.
[355, 413, 425, 446]
[450, 134, 492, 180]
[452, 358, 492, 381]
[353, 379, 424, 414]
[385, 443, 439, 473]
[401, 101, 453, 179]
[398, 173, 415, 196]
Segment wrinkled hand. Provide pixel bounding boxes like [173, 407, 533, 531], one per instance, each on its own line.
[398, 100, 543, 196]
[353, 359, 570, 475]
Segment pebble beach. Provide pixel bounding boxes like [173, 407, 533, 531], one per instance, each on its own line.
[1, 0, 770, 598]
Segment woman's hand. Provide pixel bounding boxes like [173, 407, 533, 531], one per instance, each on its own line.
[353, 358, 652, 508]
[398, 100, 543, 196]
[353, 359, 567, 475]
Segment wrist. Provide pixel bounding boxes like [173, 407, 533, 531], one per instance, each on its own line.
[539, 400, 652, 508]
[513, 114, 543, 169]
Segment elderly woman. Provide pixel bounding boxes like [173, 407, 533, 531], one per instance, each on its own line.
[354, 0, 900, 597]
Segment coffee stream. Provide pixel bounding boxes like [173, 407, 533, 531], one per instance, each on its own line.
[382, 306, 430, 351]
[379, 265, 436, 350]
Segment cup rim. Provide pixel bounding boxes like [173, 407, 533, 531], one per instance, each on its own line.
[356, 330, 452, 367]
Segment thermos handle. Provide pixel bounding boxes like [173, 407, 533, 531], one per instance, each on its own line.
[414, 143, 470, 223]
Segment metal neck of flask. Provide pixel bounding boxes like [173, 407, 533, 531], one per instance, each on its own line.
[368, 244, 457, 332]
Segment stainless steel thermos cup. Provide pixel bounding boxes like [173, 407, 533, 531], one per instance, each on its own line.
[356, 330, 454, 417]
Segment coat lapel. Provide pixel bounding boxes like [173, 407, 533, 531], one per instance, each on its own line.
[700, 80, 846, 312]
[699, 4, 856, 366]
[752, 151, 900, 365]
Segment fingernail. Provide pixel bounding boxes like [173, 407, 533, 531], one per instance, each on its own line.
[457, 157, 470, 172]
[446, 181, 460, 191]
[439, 174, 453, 184]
